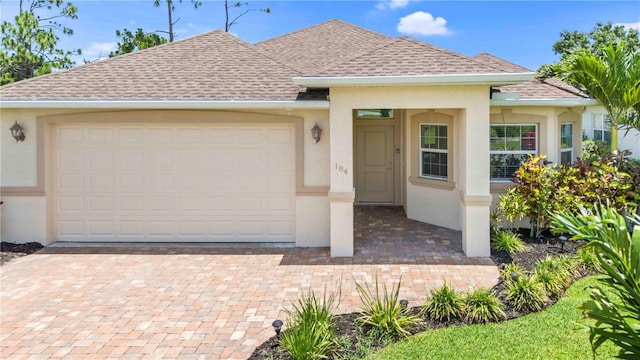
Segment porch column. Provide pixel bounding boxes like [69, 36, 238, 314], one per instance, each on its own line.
[459, 103, 492, 257]
[328, 99, 355, 257]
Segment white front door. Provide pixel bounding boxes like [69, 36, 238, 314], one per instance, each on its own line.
[355, 125, 395, 204]
[54, 123, 295, 242]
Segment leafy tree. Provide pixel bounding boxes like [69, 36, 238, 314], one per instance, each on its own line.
[569, 41, 640, 150]
[538, 22, 640, 84]
[224, 1, 270, 32]
[153, 0, 201, 42]
[0, 0, 81, 85]
[109, 28, 168, 57]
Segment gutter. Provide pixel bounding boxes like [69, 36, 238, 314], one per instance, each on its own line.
[0, 100, 330, 110]
[293, 72, 535, 87]
[490, 98, 599, 107]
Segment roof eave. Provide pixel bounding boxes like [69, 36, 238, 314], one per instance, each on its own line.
[0, 99, 330, 110]
[490, 98, 599, 107]
[292, 72, 535, 87]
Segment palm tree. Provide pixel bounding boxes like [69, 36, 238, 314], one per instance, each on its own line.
[570, 41, 640, 151]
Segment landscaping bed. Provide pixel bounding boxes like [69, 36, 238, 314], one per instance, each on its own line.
[0, 242, 43, 266]
[249, 231, 590, 360]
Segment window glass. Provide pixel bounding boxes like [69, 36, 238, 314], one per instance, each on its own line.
[560, 123, 573, 164]
[356, 109, 394, 119]
[420, 124, 448, 180]
[490, 124, 537, 181]
[593, 114, 612, 145]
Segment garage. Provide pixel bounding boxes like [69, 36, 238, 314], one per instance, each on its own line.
[54, 123, 296, 243]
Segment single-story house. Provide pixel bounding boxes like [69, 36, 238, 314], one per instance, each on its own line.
[0, 19, 597, 257]
[582, 106, 640, 159]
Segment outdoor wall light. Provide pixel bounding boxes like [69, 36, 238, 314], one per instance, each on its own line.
[400, 299, 409, 310]
[310, 123, 322, 144]
[10, 121, 25, 142]
[272, 319, 283, 338]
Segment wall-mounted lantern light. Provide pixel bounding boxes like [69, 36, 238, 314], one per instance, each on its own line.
[10, 121, 25, 142]
[310, 123, 321, 144]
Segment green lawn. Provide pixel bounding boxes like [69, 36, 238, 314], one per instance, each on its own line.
[367, 276, 618, 360]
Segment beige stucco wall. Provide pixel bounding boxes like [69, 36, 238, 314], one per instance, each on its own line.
[0, 108, 331, 246]
[329, 85, 493, 256]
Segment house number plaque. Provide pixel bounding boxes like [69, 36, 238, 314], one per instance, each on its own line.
[335, 163, 349, 175]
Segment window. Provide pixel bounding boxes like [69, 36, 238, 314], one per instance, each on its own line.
[490, 124, 537, 181]
[560, 123, 573, 164]
[420, 124, 448, 180]
[356, 109, 394, 119]
[593, 114, 611, 144]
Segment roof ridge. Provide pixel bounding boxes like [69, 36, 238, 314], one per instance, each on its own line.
[473, 52, 532, 72]
[400, 37, 509, 73]
[254, 18, 393, 46]
[307, 37, 400, 76]
[539, 78, 589, 98]
[0, 29, 234, 90]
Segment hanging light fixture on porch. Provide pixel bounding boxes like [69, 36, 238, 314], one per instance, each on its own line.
[310, 123, 322, 144]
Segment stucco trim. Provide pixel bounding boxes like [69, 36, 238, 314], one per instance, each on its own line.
[409, 111, 456, 191]
[557, 110, 582, 164]
[0, 100, 331, 110]
[328, 190, 356, 202]
[1, 120, 45, 196]
[490, 99, 598, 107]
[459, 193, 493, 206]
[294, 73, 535, 87]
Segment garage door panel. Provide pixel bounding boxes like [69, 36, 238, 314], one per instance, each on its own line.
[56, 123, 295, 243]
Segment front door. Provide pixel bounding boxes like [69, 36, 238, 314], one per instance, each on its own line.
[355, 125, 395, 204]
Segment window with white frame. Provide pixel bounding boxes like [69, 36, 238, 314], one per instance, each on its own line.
[490, 124, 537, 181]
[593, 114, 611, 144]
[560, 123, 573, 164]
[420, 124, 448, 180]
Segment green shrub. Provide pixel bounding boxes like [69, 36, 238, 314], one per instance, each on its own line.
[280, 320, 334, 360]
[496, 154, 638, 238]
[463, 288, 505, 323]
[533, 255, 578, 298]
[582, 139, 610, 161]
[577, 246, 602, 272]
[355, 277, 422, 339]
[491, 228, 530, 253]
[552, 205, 640, 359]
[422, 282, 464, 322]
[280, 288, 337, 360]
[504, 273, 548, 312]
[500, 262, 526, 282]
[286, 288, 337, 331]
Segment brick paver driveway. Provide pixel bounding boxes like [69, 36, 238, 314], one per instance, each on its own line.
[1, 209, 500, 359]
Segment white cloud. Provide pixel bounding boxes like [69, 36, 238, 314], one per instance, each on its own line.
[376, 0, 410, 10]
[397, 11, 450, 36]
[82, 42, 117, 58]
[615, 21, 640, 31]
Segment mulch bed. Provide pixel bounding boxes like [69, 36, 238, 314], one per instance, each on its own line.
[0, 242, 44, 266]
[249, 230, 590, 360]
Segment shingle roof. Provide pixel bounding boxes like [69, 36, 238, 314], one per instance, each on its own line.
[254, 19, 394, 75]
[473, 53, 589, 99]
[0, 20, 588, 102]
[0, 30, 303, 101]
[316, 37, 507, 77]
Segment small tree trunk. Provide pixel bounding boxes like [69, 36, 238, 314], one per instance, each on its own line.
[167, 0, 174, 42]
[224, 0, 230, 32]
[610, 126, 618, 152]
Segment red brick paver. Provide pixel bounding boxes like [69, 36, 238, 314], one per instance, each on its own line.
[1, 207, 499, 359]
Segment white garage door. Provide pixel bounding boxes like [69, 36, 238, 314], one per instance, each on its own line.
[55, 123, 295, 242]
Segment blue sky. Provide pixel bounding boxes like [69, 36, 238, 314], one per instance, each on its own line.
[2, 0, 639, 70]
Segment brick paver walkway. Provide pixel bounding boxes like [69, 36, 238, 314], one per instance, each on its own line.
[1, 207, 499, 359]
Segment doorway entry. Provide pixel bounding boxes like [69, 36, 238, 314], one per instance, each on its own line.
[355, 124, 396, 204]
